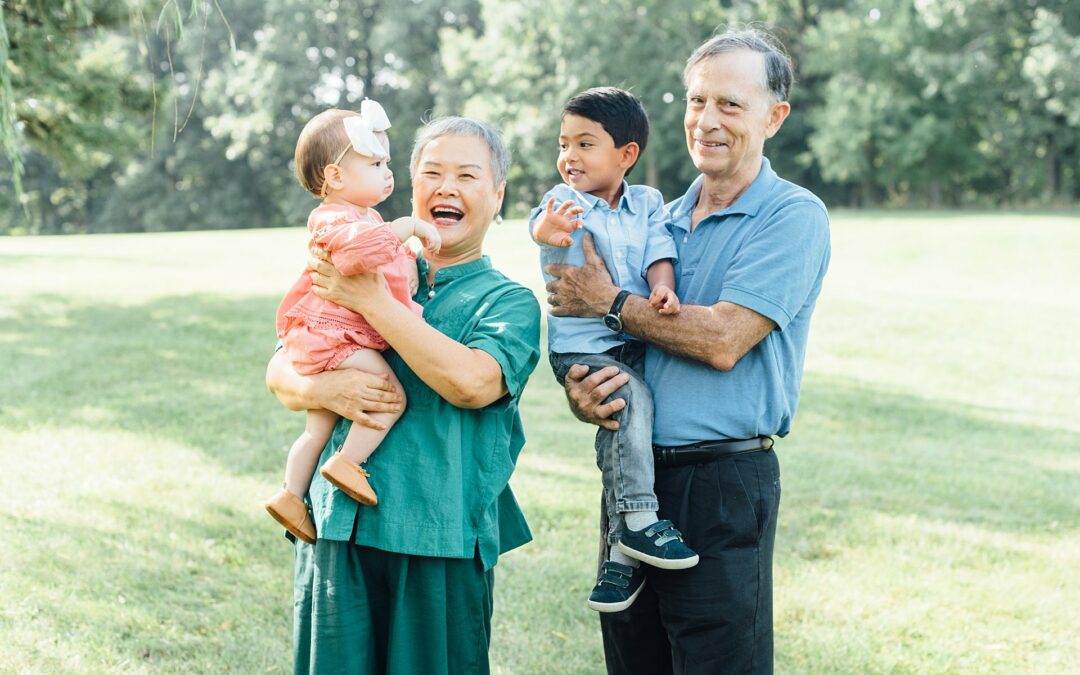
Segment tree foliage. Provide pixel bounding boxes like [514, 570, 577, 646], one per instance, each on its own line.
[2, 0, 1078, 234]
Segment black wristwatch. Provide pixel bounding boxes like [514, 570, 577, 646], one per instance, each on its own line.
[603, 290, 632, 332]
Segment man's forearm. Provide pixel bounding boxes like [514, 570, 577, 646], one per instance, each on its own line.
[619, 296, 775, 371]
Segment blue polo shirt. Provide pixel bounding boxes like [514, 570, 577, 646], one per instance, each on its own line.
[531, 182, 677, 354]
[646, 158, 830, 446]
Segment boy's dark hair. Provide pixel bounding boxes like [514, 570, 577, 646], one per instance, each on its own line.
[562, 87, 649, 177]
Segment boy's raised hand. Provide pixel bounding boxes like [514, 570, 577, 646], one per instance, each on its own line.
[649, 284, 680, 315]
[532, 198, 584, 247]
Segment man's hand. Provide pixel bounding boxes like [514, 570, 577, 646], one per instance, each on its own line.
[563, 364, 630, 431]
[532, 198, 584, 247]
[649, 284, 680, 315]
[544, 233, 619, 317]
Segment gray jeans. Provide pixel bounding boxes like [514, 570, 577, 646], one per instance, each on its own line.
[550, 341, 660, 545]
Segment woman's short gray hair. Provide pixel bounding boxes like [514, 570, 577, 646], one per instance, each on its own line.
[683, 28, 794, 103]
[410, 117, 511, 187]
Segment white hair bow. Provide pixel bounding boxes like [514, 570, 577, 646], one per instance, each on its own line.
[341, 99, 393, 160]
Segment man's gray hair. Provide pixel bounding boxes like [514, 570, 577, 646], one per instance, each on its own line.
[410, 117, 511, 187]
[684, 28, 794, 103]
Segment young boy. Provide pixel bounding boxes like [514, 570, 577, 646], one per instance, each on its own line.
[531, 87, 699, 613]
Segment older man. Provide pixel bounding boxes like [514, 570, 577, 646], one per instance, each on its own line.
[545, 29, 831, 674]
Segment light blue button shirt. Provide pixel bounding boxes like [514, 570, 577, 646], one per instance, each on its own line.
[646, 158, 831, 445]
[531, 182, 677, 354]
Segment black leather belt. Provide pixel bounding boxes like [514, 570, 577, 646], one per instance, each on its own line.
[653, 436, 774, 467]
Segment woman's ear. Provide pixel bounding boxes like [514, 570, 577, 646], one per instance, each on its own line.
[494, 181, 506, 214]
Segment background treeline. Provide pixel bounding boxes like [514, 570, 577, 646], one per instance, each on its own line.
[2, 0, 1078, 235]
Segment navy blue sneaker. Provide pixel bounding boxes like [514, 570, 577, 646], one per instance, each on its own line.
[618, 520, 699, 570]
[588, 561, 646, 613]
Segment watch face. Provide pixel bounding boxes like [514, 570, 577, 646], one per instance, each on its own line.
[603, 314, 622, 332]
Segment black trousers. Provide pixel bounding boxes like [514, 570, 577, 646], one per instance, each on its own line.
[599, 449, 781, 675]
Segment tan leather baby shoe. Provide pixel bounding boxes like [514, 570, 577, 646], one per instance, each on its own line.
[319, 452, 379, 506]
[264, 489, 317, 544]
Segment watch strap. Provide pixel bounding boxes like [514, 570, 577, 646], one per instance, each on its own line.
[608, 289, 631, 318]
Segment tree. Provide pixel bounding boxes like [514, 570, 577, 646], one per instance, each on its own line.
[439, 0, 736, 215]
[94, 0, 482, 233]
[1, 0, 156, 231]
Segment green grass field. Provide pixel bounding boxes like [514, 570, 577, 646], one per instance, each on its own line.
[1, 212, 1078, 673]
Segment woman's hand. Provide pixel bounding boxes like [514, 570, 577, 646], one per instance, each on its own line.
[266, 349, 404, 430]
[406, 262, 420, 297]
[308, 247, 390, 315]
[317, 368, 404, 430]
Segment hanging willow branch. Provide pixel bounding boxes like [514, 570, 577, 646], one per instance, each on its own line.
[0, 1, 24, 199]
[0, 0, 234, 204]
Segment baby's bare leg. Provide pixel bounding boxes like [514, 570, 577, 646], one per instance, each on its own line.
[283, 409, 339, 498]
[335, 348, 405, 464]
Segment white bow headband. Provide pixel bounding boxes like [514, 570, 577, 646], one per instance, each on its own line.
[334, 99, 392, 163]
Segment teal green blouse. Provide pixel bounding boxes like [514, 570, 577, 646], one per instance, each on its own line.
[307, 256, 541, 570]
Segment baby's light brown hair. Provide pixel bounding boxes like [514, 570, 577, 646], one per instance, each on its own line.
[294, 109, 357, 198]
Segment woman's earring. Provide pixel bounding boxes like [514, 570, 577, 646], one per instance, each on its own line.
[495, 213, 503, 225]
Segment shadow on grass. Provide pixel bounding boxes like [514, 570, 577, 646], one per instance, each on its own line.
[4, 493, 292, 672]
[782, 373, 1079, 545]
[2, 293, 1078, 536]
[1, 293, 294, 479]
[3, 293, 1078, 672]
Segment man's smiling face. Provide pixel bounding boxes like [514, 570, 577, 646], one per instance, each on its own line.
[684, 49, 786, 183]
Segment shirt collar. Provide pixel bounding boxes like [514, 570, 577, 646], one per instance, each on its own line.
[670, 157, 777, 231]
[418, 254, 493, 285]
[562, 180, 638, 216]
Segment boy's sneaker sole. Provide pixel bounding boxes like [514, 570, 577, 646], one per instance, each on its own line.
[588, 578, 646, 613]
[618, 541, 699, 570]
[617, 520, 700, 570]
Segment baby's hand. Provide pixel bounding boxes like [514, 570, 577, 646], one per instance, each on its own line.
[649, 285, 680, 315]
[414, 219, 442, 253]
[532, 198, 584, 247]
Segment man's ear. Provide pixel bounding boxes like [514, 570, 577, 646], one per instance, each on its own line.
[618, 142, 640, 170]
[764, 102, 791, 139]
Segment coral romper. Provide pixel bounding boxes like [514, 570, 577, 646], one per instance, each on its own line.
[276, 203, 423, 375]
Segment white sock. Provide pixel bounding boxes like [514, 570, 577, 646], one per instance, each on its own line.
[609, 547, 638, 567]
[624, 510, 659, 532]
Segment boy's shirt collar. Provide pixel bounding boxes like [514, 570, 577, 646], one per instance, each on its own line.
[559, 180, 639, 216]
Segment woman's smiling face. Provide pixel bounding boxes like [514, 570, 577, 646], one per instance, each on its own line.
[411, 134, 505, 259]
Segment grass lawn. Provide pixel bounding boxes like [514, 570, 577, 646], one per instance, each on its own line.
[1, 211, 1077, 673]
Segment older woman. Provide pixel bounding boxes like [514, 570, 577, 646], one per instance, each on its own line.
[265, 117, 540, 674]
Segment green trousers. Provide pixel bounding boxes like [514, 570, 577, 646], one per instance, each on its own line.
[292, 539, 494, 675]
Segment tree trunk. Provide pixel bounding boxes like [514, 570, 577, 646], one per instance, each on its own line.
[1044, 132, 1057, 203]
[860, 178, 875, 208]
[928, 179, 942, 208]
[645, 152, 658, 189]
